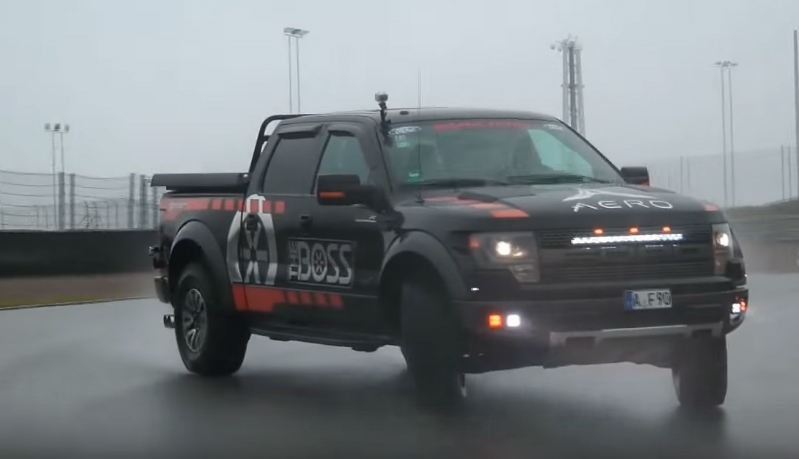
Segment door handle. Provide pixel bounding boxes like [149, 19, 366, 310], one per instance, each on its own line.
[299, 214, 312, 230]
[244, 214, 259, 232]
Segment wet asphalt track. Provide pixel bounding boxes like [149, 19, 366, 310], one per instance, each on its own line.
[0, 274, 797, 459]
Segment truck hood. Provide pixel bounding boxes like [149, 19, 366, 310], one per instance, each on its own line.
[406, 183, 722, 227]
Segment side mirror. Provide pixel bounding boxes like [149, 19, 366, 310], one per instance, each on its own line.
[620, 167, 650, 186]
[316, 174, 384, 209]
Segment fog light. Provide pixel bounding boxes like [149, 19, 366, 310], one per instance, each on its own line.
[506, 314, 521, 327]
[731, 299, 747, 315]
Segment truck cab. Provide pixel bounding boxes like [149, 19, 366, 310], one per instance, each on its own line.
[151, 94, 747, 409]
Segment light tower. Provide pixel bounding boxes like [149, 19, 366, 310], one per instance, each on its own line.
[551, 36, 585, 135]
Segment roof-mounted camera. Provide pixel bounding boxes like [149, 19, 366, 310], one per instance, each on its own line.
[375, 92, 390, 130]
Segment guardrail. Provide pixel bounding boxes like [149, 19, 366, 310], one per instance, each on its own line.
[0, 229, 157, 277]
[0, 211, 795, 279]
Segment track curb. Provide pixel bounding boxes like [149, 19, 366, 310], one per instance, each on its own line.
[0, 296, 154, 311]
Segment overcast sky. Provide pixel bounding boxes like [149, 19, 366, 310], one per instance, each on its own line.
[1, 0, 798, 188]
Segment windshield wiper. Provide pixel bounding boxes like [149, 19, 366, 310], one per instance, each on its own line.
[414, 178, 510, 188]
[506, 173, 612, 184]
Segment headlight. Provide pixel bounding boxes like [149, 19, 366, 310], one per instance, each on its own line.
[712, 223, 734, 275]
[469, 232, 539, 283]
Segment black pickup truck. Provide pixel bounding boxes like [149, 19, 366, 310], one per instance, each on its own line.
[150, 94, 748, 408]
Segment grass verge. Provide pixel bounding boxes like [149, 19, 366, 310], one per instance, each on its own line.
[0, 273, 155, 310]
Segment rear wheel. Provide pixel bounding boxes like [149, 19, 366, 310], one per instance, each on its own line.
[399, 277, 467, 409]
[672, 336, 728, 408]
[174, 263, 250, 376]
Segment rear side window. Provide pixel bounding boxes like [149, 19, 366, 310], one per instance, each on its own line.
[262, 134, 320, 194]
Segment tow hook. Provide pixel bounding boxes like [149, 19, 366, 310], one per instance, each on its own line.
[163, 314, 176, 329]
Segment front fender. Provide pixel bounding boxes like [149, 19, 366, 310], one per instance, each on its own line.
[381, 231, 469, 300]
[171, 220, 235, 311]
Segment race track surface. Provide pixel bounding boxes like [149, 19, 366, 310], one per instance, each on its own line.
[0, 274, 797, 458]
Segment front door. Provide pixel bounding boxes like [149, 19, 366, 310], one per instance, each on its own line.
[295, 123, 389, 332]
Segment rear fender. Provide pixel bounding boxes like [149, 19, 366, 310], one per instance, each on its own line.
[170, 220, 236, 312]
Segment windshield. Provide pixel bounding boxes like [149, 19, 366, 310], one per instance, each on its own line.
[383, 119, 623, 187]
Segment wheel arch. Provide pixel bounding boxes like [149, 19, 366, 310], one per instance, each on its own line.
[169, 220, 235, 312]
[378, 231, 469, 334]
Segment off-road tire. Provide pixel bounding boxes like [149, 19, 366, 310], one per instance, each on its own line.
[174, 262, 250, 376]
[672, 336, 728, 408]
[399, 277, 467, 409]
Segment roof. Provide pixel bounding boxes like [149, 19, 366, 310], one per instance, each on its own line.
[279, 107, 560, 126]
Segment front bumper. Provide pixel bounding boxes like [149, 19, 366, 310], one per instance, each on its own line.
[453, 283, 748, 373]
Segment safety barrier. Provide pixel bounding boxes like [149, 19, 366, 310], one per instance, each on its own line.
[0, 230, 157, 277]
[0, 212, 797, 279]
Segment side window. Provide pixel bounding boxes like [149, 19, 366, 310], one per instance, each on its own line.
[262, 134, 321, 194]
[528, 129, 593, 176]
[315, 133, 370, 185]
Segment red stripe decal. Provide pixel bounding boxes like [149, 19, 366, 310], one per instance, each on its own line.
[262, 200, 272, 214]
[244, 287, 286, 313]
[186, 199, 210, 211]
[231, 284, 248, 311]
[299, 291, 313, 305]
[231, 286, 350, 311]
[275, 201, 285, 214]
[450, 199, 482, 206]
[160, 198, 211, 221]
[314, 293, 328, 307]
[491, 209, 529, 218]
[212, 199, 223, 210]
[249, 199, 260, 213]
[224, 199, 235, 211]
[328, 294, 343, 309]
[470, 202, 506, 209]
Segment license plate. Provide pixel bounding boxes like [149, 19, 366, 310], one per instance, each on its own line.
[624, 289, 672, 310]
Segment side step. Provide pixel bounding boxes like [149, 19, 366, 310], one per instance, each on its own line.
[163, 314, 175, 329]
[250, 323, 395, 352]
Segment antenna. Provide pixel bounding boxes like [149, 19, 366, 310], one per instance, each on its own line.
[417, 67, 422, 109]
[415, 68, 424, 204]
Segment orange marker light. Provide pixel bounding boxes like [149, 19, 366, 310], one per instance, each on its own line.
[740, 299, 747, 313]
[469, 237, 480, 249]
[594, 228, 604, 235]
[662, 226, 671, 233]
[488, 314, 503, 329]
[630, 227, 639, 234]
[319, 191, 344, 199]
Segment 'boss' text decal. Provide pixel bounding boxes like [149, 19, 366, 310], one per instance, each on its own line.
[287, 238, 354, 287]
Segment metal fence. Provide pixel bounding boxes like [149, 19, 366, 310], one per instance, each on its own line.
[0, 170, 166, 231]
[1, 146, 797, 230]
[645, 145, 799, 207]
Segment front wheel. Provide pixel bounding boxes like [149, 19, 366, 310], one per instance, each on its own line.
[672, 336, 728, 408]
[174, 263, 250, 376]
[399, 277, 467, 409]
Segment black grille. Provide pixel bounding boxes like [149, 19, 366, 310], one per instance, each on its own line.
[540, 261, 715, 283]
[538, 224, 712, 249]
[537, 224, 714, 283]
